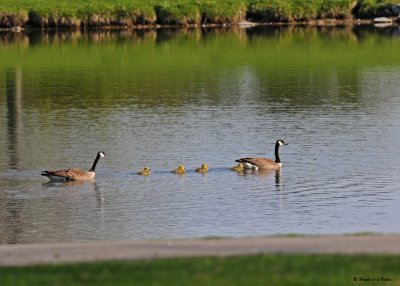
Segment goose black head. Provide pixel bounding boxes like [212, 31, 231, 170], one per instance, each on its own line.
[276, 140, 288, 146]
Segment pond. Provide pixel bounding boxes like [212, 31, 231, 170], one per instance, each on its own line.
[1, 25, 400, 244]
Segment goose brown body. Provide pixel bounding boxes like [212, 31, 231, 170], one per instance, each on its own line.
[41, 151, 106, 181]
[236, 140, 287, 171]
[236, 157, 281, 170]
[42, 168, 96, 181]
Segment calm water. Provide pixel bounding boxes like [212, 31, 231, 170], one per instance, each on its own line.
[1, 26, 400, 244]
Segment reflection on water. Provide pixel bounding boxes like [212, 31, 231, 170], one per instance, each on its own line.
[6, 68, 22, 170]
[0, 26, 400, 244]
[1, 25, 400, 46]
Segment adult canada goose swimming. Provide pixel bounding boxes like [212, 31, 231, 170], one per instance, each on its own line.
[172, 165, 186, 174]
[41, 151, 107, 181]
[236, 140, 288, 171]
[137, 167, 151, 176]
[230, 162, 244, 172]
[195, 163, 209, 173]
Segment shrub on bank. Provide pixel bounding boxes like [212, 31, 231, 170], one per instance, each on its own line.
[353, 0, 400, 19]
[154, 0, 247, 26]
[155, 1, 201, 25]
[247, 0, 358, 22]
[0, 12, 29, 28]
[200, 0, 247, 24]
[26, 1, 157, 28]
[317, 0, 357, 19]
[247, 0, 293, 22]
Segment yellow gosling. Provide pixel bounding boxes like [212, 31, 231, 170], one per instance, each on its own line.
[172, 165, 186, 174]
[137, 167, 151, 176]
[195, 163, 208, 173]
[231, 162, 244, 172]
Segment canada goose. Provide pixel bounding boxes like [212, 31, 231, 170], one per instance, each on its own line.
[137, 167, 151, 176]
[172, 165, 186, 174]
[236, 140, 288, 171]
[41, 151, 106, 181]
[195, 163, 208, 173]
[230, 162, 244, 172]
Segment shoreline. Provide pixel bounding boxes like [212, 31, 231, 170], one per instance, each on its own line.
[0, 18, 397, 33]
[1, 234, 400, 266]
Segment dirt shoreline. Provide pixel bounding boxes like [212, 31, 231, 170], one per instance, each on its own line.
[1, 19, 398, 33]
[1, 234, 400, 266]
[1, 12, 399, 32]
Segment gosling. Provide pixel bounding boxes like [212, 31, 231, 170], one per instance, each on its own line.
[172, 165, 186, 174]
[230, 162, 244, 172]
[195, 163, 208, 173]
[137, 167, 151, 176]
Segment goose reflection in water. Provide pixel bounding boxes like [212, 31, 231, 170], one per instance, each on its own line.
[242, 168, 283, 191]
[42, 180, 105, 207]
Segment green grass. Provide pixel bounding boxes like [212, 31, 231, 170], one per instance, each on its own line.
[0, 0, 398, 28]
[1, 254, 400, 286]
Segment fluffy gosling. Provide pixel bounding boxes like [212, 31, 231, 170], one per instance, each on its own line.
[195, 163, 208, 173]
[230, 162, 244, 172]
[137, 167, 151, 176]
[172, 165, 186, 174]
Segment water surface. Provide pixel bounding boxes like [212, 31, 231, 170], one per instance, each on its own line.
[1, 26, 400, 244]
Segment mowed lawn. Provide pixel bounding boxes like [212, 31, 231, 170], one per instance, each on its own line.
[1, 254, 400, 286]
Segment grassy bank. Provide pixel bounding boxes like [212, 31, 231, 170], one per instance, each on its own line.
[1, 254, 400, 286]
[0, 0, 398, 29]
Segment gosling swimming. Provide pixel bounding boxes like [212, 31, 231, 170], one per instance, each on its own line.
[195, 163, 208, 173]
[172, 165, 186, 174]
[230, 162, 244, 172]
[137, 167, 151, 176]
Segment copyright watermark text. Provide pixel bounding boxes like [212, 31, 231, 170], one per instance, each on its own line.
[353, 276, 392, 282]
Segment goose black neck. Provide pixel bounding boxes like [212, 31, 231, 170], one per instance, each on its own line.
[89, 153, 101, 172]
[275, 142, 281, 163]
